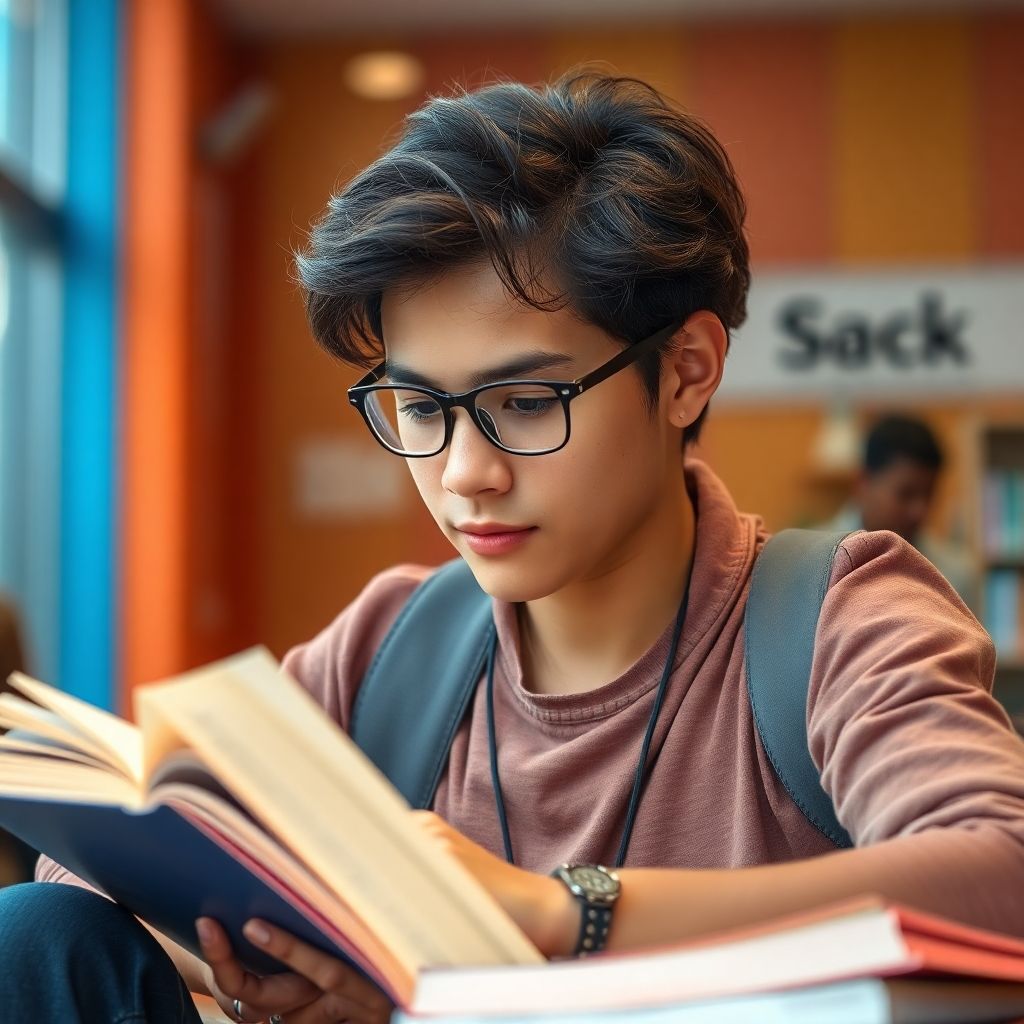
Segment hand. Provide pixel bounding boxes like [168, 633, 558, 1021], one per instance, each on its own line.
[197, 916, 392, 1023]
[197, 917, 320, 1022]
[411, 810, 577, 958]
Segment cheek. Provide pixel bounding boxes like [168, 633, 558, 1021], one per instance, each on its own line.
[551, 404, 666, 514]
[405, 459, 446, 519]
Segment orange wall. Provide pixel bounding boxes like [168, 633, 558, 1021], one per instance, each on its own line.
[123, 9, 1024, 686]
[121, 0, 251, 699]
[121, 0, 191, 699]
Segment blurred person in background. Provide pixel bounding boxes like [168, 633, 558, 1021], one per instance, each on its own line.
[826, 414, 979, 613]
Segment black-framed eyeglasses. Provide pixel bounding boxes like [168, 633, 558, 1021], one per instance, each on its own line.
[347, 323, 676, 458]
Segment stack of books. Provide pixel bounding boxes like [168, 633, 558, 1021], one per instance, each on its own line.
[1, 649, 1022, 1024]
[400, 900, 1024, 1023]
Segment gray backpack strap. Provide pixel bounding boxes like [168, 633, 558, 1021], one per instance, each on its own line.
[351, 558, 492, 809]
[745, 529, 854, 849]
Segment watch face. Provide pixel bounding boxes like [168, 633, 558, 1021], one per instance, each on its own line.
[570, 865, 619, 896]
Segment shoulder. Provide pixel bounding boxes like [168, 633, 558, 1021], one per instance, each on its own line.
[830, 528, 974, 615]
[814, 526, 996, 704]
[807, 530, 1019, 847]
[282, 563, 438, 731]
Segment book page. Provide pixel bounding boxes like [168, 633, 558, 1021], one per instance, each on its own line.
[0, 754, 139, 805]
[8, 673, 143, 782]
[0, 694, 125, 771]
[0, 732, 113, 769]
[137, 647, 542, 976]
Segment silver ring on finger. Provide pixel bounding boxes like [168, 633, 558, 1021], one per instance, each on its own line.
[232, 997, 244, 1022]
[268, 1016, 283, 1024]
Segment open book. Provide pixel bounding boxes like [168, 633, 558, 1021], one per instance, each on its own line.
[0, 648, 542, 1007]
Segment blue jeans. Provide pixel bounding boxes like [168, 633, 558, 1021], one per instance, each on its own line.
[0, 882, 203, 1023]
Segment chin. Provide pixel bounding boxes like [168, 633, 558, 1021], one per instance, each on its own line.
[461, 554, 564, 604]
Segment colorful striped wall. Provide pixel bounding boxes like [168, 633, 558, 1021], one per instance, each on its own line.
[118, 9, 1024, 701]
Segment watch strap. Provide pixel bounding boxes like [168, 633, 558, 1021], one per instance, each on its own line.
[573, 900, 613, 957]
[552, 864, 618, 957]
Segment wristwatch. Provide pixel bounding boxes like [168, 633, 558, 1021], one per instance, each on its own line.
[550, 863, 621, 957]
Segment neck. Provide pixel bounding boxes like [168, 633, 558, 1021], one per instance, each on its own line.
[519, 465, 696, 696]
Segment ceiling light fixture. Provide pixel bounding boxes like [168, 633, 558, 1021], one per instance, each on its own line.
[344, 51, 425, 101]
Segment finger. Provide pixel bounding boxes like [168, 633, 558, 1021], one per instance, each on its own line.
[242, 919, 391, 1016]
[197, 918, 319, 1010]
[196, 917, 253, 1001]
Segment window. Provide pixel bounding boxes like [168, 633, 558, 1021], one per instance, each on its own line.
[0, 0, 66, 683]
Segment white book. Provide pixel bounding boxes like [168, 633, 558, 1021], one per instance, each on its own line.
[396, 977, 1024, 1024]
[407, 898, 1024, 1020]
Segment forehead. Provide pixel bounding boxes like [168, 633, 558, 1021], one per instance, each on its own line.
[875, 457, 938, 489]
[379, 263, 609, 367]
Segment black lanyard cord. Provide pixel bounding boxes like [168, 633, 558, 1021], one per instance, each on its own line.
[486, 582, 691, 869]
[485, 634, 516, 864]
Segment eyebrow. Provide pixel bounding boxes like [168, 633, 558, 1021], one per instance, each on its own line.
[383, 351, 577, 391]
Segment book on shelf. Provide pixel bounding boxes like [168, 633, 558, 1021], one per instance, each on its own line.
[984, 569, 1024, 661]
[983, 468, 1024, 560]
[2, 649, 1024, 1023]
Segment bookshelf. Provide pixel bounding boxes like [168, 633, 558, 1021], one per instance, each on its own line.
[971, 422, 1024, 728]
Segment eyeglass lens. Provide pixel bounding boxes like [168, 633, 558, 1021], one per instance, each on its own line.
[364, 383, 569, 455]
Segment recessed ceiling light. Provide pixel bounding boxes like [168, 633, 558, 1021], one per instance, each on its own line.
[344, 51, 425, 101]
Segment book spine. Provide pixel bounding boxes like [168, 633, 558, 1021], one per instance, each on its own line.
[985, 569, 1020, 657]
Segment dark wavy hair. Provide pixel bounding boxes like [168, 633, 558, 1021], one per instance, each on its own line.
[296, 70, 750, 442]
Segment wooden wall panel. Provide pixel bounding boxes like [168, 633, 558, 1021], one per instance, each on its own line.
[544, 25, 689, 104]
[416, 30, 546, 93]
[833, 15, 975, 263]
[976, 13, 1024, 257]
[689, 19, 834, 266]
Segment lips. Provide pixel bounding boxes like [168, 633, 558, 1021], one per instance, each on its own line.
[455, 522, 529, 536]
[454, 523, 537, 556]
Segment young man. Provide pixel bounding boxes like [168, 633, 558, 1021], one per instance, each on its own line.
[5, 71, 1024, 1024]
[826, 413, 979, 612]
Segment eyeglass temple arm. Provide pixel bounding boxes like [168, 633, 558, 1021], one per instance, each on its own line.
[574, 323, 679, 394]
[351, 364, 388, 389]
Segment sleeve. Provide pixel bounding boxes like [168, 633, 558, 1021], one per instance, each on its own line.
[281, 563, 431, 733]
[36, 563, 434, 892]
[35, 854, 99, 890]
[807, 529, 1024, 934]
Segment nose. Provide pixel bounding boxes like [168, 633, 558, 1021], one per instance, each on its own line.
[440, 408, 513, 497]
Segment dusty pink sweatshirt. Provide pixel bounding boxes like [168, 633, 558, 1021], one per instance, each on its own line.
[39, 461, 1024, 936]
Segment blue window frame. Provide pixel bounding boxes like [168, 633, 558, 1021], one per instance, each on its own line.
[0, 0, 119, 705]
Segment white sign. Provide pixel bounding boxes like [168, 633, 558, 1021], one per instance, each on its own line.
[719, 266, 1024, 402]
[294, 436, 406, 520]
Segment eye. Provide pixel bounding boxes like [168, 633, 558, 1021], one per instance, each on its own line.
[505, 394, 558, 417]
[398, 399, 442, 422]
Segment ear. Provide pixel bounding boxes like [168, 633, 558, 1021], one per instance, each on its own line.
[659, 311, 728, 431]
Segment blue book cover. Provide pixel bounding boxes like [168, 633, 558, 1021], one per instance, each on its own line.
[0, 794, 359, 979]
